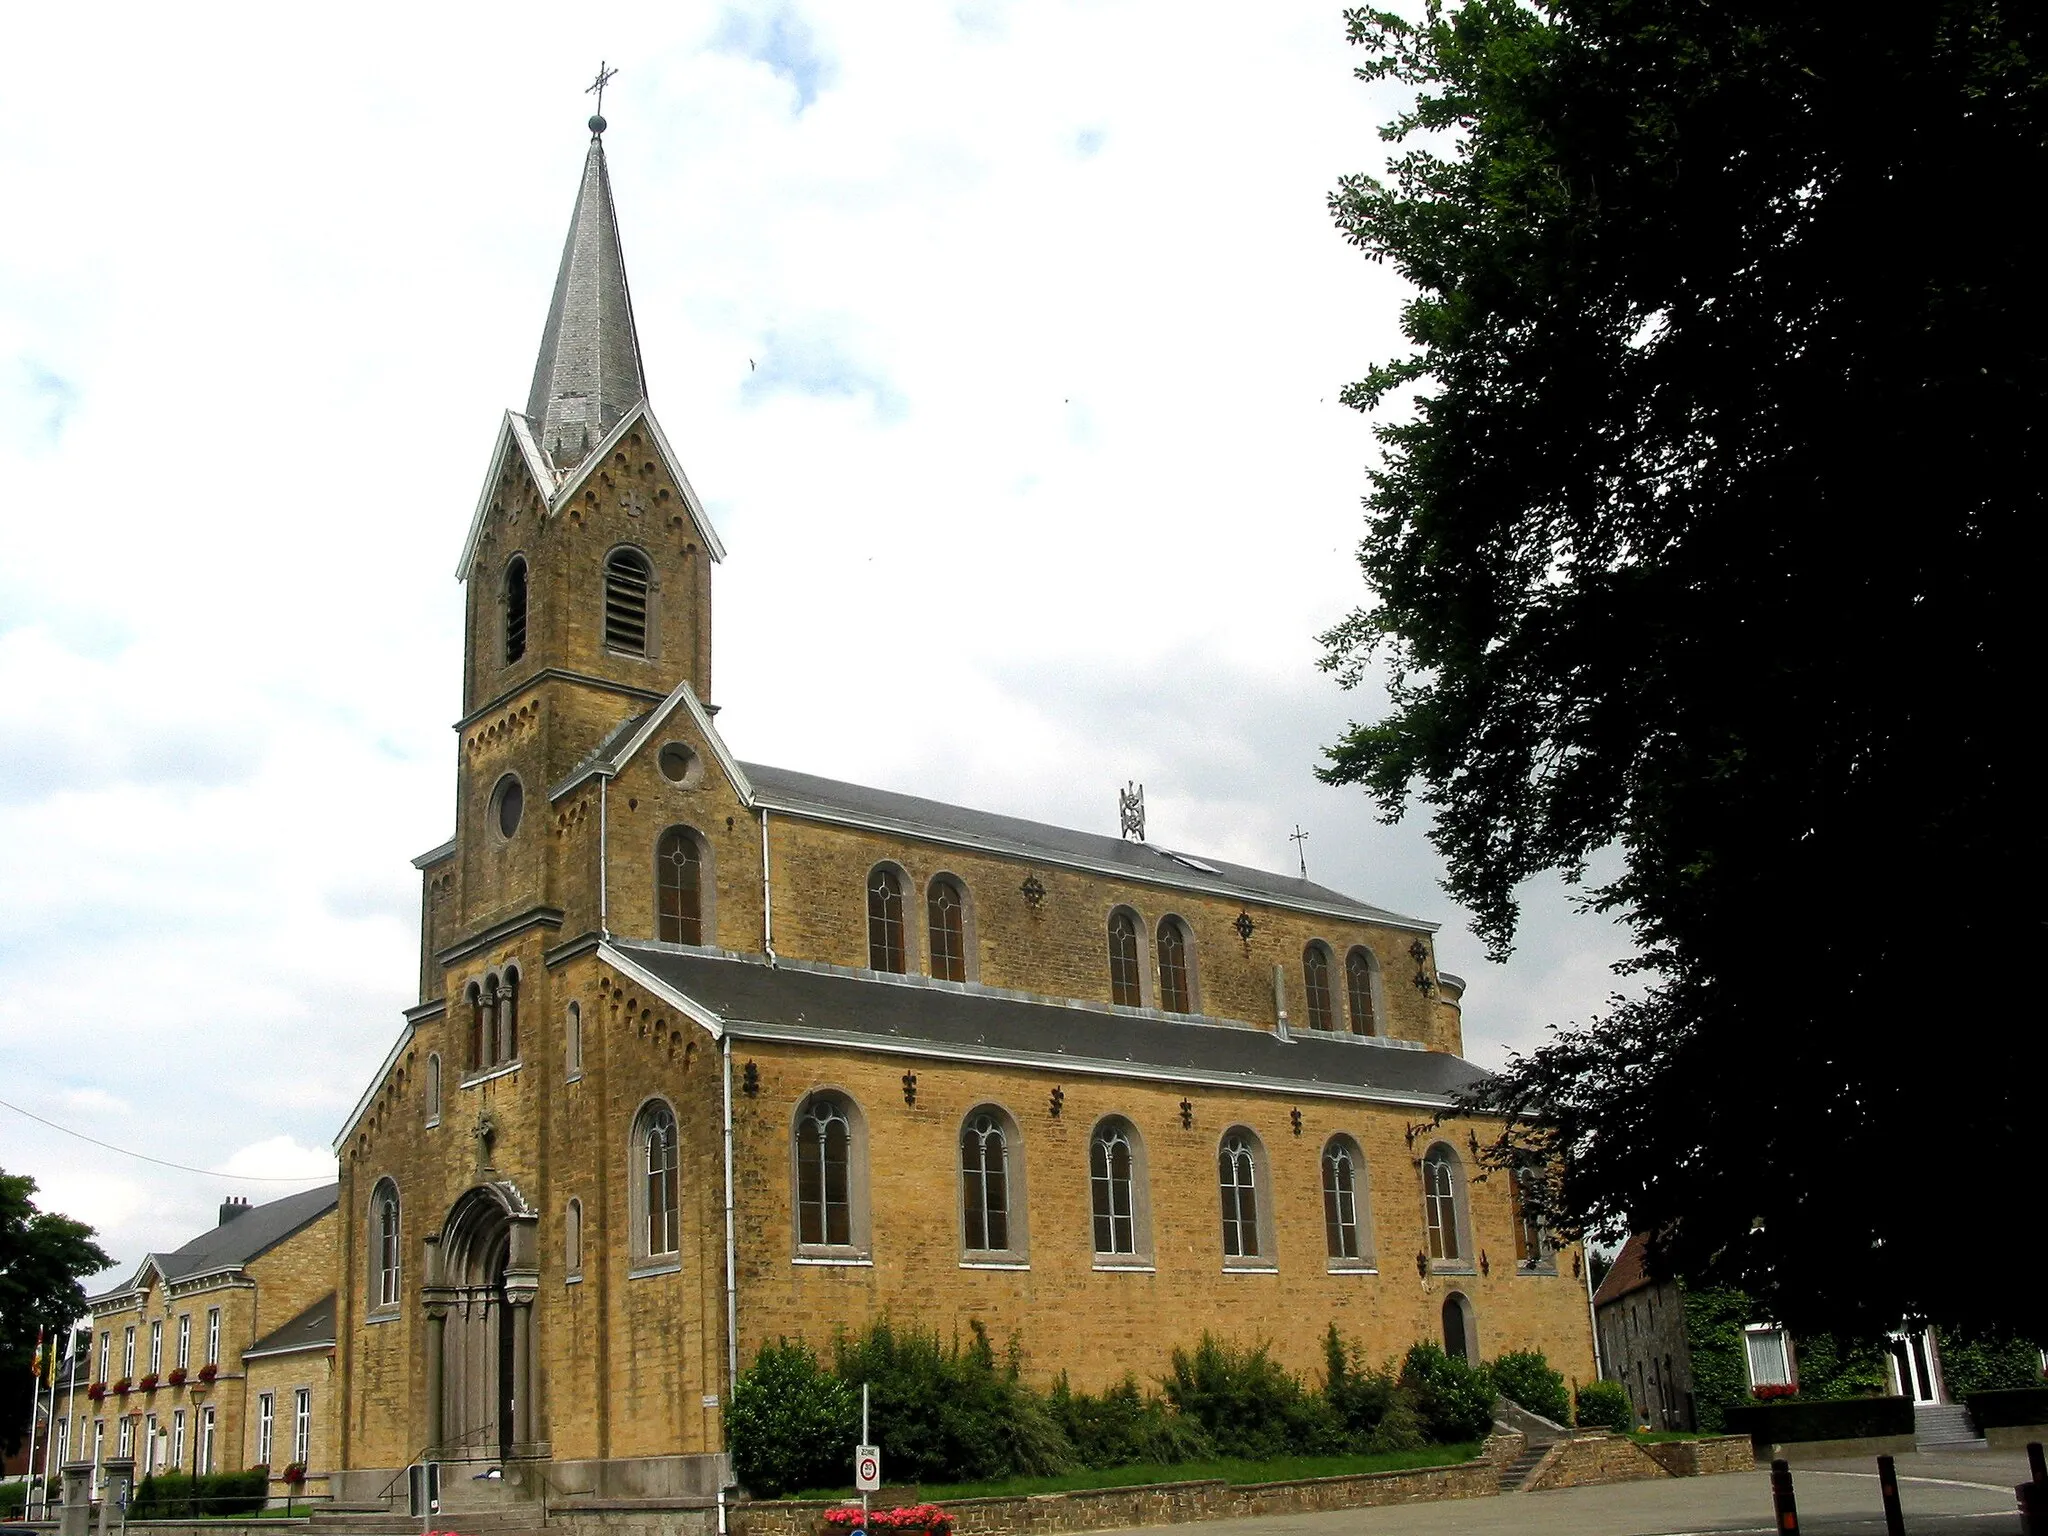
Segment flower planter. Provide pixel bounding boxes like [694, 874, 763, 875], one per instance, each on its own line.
[167, 1369, 187, 1387]
[139, 1374, 160, 1392]
[197, 1364, 219, 1383]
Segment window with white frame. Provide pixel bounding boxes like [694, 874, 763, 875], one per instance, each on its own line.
[122, 1326, 135, 1380]
[176, 1315, 190, 1370]
[256, 1393, 274, 1470]
[793, 1092, 864, 1252]
[1217, 1128, 1270, 1261]
[149, 1320, 162, 1374]
[293, 1388, 311, 1467]
[117, 1417, 132, 1458]
[1321, 1135, 1373, 1265]
[92, 1419, 103, 1481]
[142, 1414, 157, 1474]
[171, 1411, 184, 1471]
[959, 1107, 1025, 1258]
[370, 1180, 401, 1308]
[97, 1332, 109, 1383]
[205, 1308, 221, 1365]
[1745, 1326, 1795, 1388]
[200, 1406, 215, 1474]
[1089, 1118, 1146, 1259]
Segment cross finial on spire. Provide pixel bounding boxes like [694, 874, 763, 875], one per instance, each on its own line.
[1289, 825, 1310, 879]
[586, 61, 618, 133]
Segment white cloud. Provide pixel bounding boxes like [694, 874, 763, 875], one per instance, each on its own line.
[0, 0, 1634, 1282]
[217, 1138, 338, 1184]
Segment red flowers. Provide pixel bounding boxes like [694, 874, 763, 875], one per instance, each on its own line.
[1752, 1383, 1799, 1401]
[86, 1383, 107, 1403]
[197, 1363, 219, 1383]
[167, 1368, 187, 1386]
[283, 1464, 307, 1486]
[823, 1505, 954, 1533]
[111, 1378, 132, 1397]
[139, 1373, 159, 1392]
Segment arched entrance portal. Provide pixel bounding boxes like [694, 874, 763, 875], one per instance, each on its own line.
[425, 1184, 540, 1463]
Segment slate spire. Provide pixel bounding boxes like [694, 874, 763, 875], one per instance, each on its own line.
[525, 116, 647, 472]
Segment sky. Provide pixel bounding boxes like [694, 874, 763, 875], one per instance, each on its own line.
[0, 0, 1635, 1292]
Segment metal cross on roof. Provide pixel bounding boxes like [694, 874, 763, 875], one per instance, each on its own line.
[1289, 824, 1309, 879]
[587, 61, 619, 117]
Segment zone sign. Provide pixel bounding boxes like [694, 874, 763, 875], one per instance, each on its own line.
[855, 1445, 882, 1492]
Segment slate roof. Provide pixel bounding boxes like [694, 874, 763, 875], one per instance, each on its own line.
[610, 944, 1487, 1107]
[1592, 1232, 1658, 1308]
[244, 1292, 336, 1360]
[154, 1185, 338, 1284]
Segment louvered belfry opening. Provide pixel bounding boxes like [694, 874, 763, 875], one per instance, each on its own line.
[604, 549, 652, 654]
[504, 558, 529, 664]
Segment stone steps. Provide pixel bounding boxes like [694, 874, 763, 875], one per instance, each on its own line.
[1500, 1446, 1551, 1491]
[1916, 1402, 1988, 1450]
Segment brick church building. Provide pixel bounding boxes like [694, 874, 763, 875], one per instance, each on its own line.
[329, 113, 1596, 1503]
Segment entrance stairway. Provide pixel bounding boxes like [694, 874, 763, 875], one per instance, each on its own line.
[308, 1467, 548, 1536]
[1915, 1402, 1987, 1451]
[1499, 1443, 1551, 1491]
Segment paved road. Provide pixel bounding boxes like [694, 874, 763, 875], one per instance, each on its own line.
[1182, 1448, 2033, 1536]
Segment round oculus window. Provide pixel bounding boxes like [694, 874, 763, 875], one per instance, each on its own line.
[494, 775, 524, 839]
[657, 741, 703, 787]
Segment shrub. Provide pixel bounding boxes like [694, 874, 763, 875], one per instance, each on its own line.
[1400, 1344, 1495, 1444]
[1574, 1379, 1635, 1433]
[1964, 1388, 2048, 1429]
[130, 1470, 268, 1519]
[1165, 1334, 1344, 1459]
[1939, 1330, 2048, 1398]
[727, 1338, 860, 1498]
[1490, 1350, 1569, 1424]
[1321, 1325, 1406, 1448]
[1048, 1373, 1210, 1468]
[1722, 1396, 1913, 1447]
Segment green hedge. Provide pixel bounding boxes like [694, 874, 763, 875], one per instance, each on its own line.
[1721, 1396, 1913, 1447]
[129, 1469, 269, 1519]
[1575, 1379, 1634, 1433]
[1965, 1388, 2048, 1429]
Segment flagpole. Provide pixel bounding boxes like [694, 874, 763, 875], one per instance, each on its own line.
[55, 1325, 81, 1519]
[24, 1330, 44, 1521]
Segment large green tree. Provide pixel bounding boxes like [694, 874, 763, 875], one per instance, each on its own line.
[0, 1170, 110, 1455]
[1320, 0, 2044, 1341]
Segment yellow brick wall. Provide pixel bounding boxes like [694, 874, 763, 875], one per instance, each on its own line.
[241, 1352, 335, 1493]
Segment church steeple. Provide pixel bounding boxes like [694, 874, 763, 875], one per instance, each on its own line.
[525, 115, 647, 472]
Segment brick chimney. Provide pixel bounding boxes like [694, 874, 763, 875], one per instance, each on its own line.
[218, 1196, 252, 1226]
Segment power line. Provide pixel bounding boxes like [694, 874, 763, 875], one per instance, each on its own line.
[0, 1095, 331, 1183]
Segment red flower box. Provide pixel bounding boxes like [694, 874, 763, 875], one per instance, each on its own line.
[283, 1464, 307, 1487]
[167, 1367, 187, 1386]
[138, 1373, 159, 1392]
[197, 1363, 219, 1383]
[111, 1378, 132, 1397]
[86, 1383, 107, 1403]
[823, 1505, 954, 1534]
[1752, 1383, 1799, 1401]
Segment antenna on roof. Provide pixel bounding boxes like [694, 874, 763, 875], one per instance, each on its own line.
[1289, 825, 1309, 879]
[1118, 781, 1146, 841]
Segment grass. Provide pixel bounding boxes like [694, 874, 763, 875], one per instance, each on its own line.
[1630, 1430, 1714, 1443]
[793, 1444, 1482, 1503]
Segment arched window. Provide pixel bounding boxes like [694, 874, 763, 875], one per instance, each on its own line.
[795, 1094, 855, 1248]
[866, 867, 906, 973]
[1513, 1165, 1551, 1269]
[1302, 944, 1336, 1030]
[498, 966, 520, 1063]
[1322, 1139, 1362, 1259]
[565, 1198, 584, 1279]
[503, 556, 528, 664]
[425, 1054, 442, 1125]
[927, 877, 967, 982]
[604, 548, 654, 655]
[565, 1001, 583, 1079]
[1442, 1293, 1476, 1363]
[369, 1180, 401, 1309]
[1156, 917, 1192, 1014]
[657, 827, 704, 945]
[1345, 947, 1379, 1035]
[1423, 1144, 1466, 1263]
[467, 980, 490, 1072]
[1089, 1120, 1140, 1257]
[960, 1111, 1011, 1253]
[635, 1101, 680, 1259]
[1107, 910, 1143, 1006]
[1218, 1130, 1263, 1259]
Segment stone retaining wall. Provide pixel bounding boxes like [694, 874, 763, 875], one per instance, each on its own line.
[1985, 1425, 2048, 1453]
[1522, 1430, 1671, 1492]
[1639, 1437, 1753, 1478]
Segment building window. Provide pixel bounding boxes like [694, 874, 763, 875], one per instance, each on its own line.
[175, 1317, 189, 1370]
[492, 773, 524, 840]
[1513, 1167, 1551, 1269]
[1089, 1118, 1148, 1260]
[794, 1092, 862, 1251]
[117, 1417, 132, 1459]
[293, 1388, 311, 1467]
[1344, 947, 1379, 1035]
[1302, 944, 1336, 1030]
[1745, 1326, 1794, 1388]
[256, 1393, 274, 1470]
[142, 1414, 157, 1475]
[1322, 1137, 1366, 1262]
[1107, 910, 1143, 1006]
[565, 1002, 582, 1079]
[468, 982, 489, 1072]
[122, 1326, 135, 1380]
[566, 1198, 584, 1278]
[148, 1320, 162, 1374]
[498, 967, 520, 1063]
[97, 1332, 109, 1383]
[1156, 918, 1193, 1014]
[1218, 1129, 1268, 1260]
[1422, 1144, 1467, 1264]
[604, 548, 654, 654]
[657, 827, 705, 945]
[199, 1407, 215, 1474]
[371, 1181, 402, 1308]
[635, 1101, 680, 1260]
[927, 877, 967, 982]
[960, 1110, 1014, 1255]
[1442, 1292, 1476, 1363]
[170, 1413, 182, 1473]
[866, 867, 906, 973]
[504, 556, 528, 664]
[91, 1420, 103, 1483]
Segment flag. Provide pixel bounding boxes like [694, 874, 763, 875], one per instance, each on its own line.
[31, 1328, 44, 1378]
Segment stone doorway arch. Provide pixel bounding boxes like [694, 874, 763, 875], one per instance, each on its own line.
[424, 1182, 540, 1463]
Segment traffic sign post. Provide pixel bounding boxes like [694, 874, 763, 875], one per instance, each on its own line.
[855, 1383, 881, 1534]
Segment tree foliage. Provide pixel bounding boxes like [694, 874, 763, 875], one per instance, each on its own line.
[0, 1169, 110, 1455]
[1320, 0, 2046, 1342]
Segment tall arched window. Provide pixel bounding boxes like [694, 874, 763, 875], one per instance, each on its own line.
[565, 1001, 583, 1079]
[795, 1094, 854, 1247]
[1442, 1293, 1476, 1363]
[1107, 911, 1143, 1006]
[1218, 1131, 1262, 1258]
[1302, 944, 1336, 1030]
[425, 1054, 442, 1125]
[866, 868, 906, 973]
[1345, 948, 1379, 1035]
[498, 966, 520, 1063]
[1423, 1144, 1465, 1262]
[369, 1180, 401, 1309]
[960, 1112, 1010, 1252]
[636, 1101, 679, 1259]
[1156, 918, 1192, 1014]
[927, 877, 966, 982]
[565, 1198, 584, 1278]
[467, 983, 488, 1073]
[657, 828, 704, 945]
[1089, 1121, 1139, 1256]
[604, 548, 654, 654]
[503, 556, 528, 665]
[1322, 1138, 1363, 1260]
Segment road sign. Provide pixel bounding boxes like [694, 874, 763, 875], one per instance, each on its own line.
[855, 1444, 881, 1493]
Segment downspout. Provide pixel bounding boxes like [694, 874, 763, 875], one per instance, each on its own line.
[759, 809, 776, 965]
[598, 776, 611, 941]
[719, 1033, 740, 1533]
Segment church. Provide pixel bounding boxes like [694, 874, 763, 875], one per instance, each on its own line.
[328, 111, 1596, 1504]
